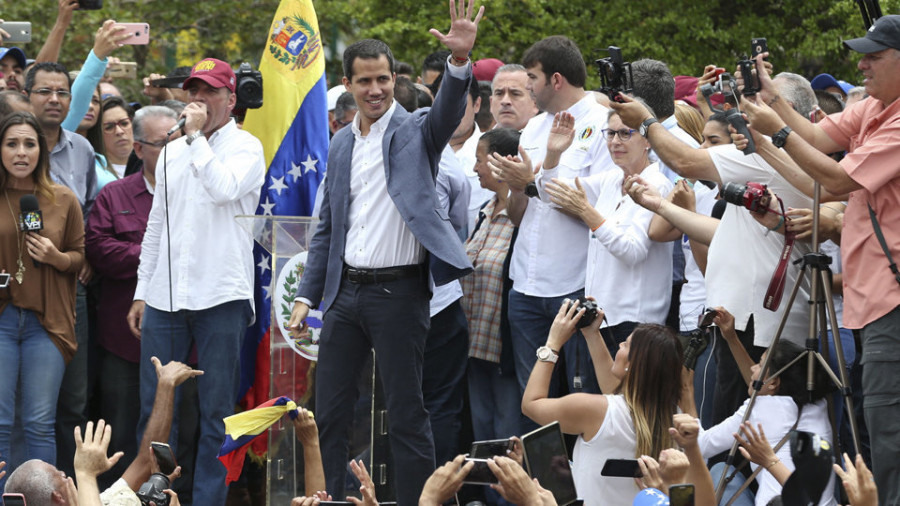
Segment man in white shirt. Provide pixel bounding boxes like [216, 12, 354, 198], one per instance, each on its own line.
[287, 2, 483, 502]
[490, 63, 538, 131]
[493, 36, 615, 432]
[126, 57, 265, 506]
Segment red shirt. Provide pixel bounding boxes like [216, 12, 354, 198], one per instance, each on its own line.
[820, 96, 900, 328]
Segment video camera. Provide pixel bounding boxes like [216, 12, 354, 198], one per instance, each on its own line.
[149, 62, 263, 110]
[595, 46, 633, 103]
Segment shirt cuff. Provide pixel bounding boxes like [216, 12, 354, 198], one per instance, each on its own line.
[133, 281, 147, 302]
[445, 57, 471, 79]
[189, 136, 215, 177]
[294, 296, 313, 308]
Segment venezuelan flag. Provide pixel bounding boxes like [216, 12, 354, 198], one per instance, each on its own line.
[217, 396, 300, 484]
[238, 0, 328, 425]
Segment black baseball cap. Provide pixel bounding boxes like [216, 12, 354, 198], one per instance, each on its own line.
[844, 15, 900, 53]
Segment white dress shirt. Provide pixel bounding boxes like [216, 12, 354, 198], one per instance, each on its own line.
[135, 119, 265, 315]
[539, 163, 674, 325]
[510, 93, 615, 297]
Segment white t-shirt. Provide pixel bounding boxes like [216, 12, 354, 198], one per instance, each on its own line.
[698, 396, 836, 506]
[511, 93, 615, 297]
[572, 395, 639, 506]
[679, 183, 717, 331]
[706, 145, 813, 347]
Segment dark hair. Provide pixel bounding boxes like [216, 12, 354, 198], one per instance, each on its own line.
[343, 39, 394, 81]
[765, 340, 832, 409]
[466, 76, 480, 105]
[24, 61, 70, 93]
[708, 111, 729, 129]
[102, 96, 135, 121]
[414, 84, 433, 108]
[475, 81, 494, 132]
[521, 36, 587, 88]
[394, 76, 419, 112]
[620, 323, 683, 458]
[0, 90, 31, 120]
[479, 128, 520, 157]
[814, 89, 845, 115]
[0, 112, 55, 202]
[631, 59, 675, 119]
[422, 50, 450, 75]
[394, 61, 414, 76]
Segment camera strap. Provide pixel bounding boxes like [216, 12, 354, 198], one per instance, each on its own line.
[763, 196, 795, 311]
[867, 202, 900, 287]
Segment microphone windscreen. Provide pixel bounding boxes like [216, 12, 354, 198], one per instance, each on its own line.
[20, 194, 40, 212]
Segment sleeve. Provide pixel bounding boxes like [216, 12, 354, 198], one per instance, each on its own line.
[423, 61, 471, 175]
[134, 154, 167, 301]
[818, 100, 866, 151]
[535, 166, 604, 207]
[590, 176, 673, 266]
[61, 192, 86, 274]
[296, 166, 333, 308]
[84, 186, 142, 280]
[62, 50, 107, 132]
[188, 133, 266, 205]
[698, 400, 748, 458]
[838, 118, 900, 193]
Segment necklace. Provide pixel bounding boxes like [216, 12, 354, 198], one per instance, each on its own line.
[4, 190, 26, 284]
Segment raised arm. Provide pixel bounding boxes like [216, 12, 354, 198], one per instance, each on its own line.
[670, 414, 716, 506]
[626, 175, 719, 246]
[712, 307, 754, 386]
[35, 0, 79, 63]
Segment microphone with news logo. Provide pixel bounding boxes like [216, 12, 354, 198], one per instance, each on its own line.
[19, 195, 43, 267]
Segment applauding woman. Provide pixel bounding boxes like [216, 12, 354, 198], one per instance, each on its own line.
[522, 299, 684, 505]
[0, 112, 84, 484]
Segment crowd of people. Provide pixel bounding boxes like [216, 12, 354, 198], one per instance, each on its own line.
[2, 0, 899, 505]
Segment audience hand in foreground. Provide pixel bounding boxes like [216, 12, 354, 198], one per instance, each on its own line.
[734, 422, 777, 467]
[833, 453, 878, 506]
[635, 450, 689, 494]
[291, 497, 320, 506]
[625, 174, 664, 213]
[669, 413, 701, 449]
[292, 407, 319, 447]
[150, 489, 180, 506]
[488, 456, 543, 506]
[507, 436, 524, 466]
[154, 356, 203, 389]
[0, 458, 6, 481]
[348, 460, 377, 506]
[74, 419, 123, 478]
[419, 455, 472, 506]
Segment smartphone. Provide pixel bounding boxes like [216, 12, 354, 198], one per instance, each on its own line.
[713, 67, 726, 78]
[76, 0, 103, 10]
[670, 484, 695, 506]
[600, 458, 642, 478]
[106, 62, 138, 80]
[150, 441, 177, 475]
[698, 308, 717, 329]
[470, 438, 514, 458]
[118, 23, 150, 45]
[0, 273, 10, 289]
[2, 493, 27, 506]
[0, 22, 31, 44]
[462, 458, 498, 485]
[751, 37, 769, 60]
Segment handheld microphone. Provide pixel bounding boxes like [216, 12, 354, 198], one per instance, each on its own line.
[167, 117, 186, 136]
[19, 195, 43, 268]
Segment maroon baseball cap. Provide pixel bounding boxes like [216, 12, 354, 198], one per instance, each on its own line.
[182, 58, 236, 93]
[473, 58, 505, 82]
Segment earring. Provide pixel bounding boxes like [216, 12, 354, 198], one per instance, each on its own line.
[624, 367, 629, 372]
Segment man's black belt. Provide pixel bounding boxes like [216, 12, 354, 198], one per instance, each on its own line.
[342, 264, 424, 284]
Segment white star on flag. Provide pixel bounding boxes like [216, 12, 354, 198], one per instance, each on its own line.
[269, 175, 288, 196]
[260, 197, 276, 216]
[288, 160, 304, 182]
[262, 284, 272, 300]
[257, 254, 270, 275]
[302, 154, 319, 174]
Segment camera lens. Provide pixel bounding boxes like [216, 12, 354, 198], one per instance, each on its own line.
[721, 182, 748, 207]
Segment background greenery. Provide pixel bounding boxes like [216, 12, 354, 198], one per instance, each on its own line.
[6, 0, 897, 101]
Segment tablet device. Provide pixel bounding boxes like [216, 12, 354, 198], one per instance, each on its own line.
[521, 421, 579, 506]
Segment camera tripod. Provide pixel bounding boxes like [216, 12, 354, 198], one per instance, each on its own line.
[714, 183, 861, 504]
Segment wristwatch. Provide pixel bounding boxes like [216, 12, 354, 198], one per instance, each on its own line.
[771, 125, 792, 148]
[524, 181, 540, 198]
[536, 346, 559, 364]
[185, 130, 204, 146]
[639, 117, 659, 138]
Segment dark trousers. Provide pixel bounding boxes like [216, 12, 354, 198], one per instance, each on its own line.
[317, 276, 434, 506]
[56, 281, 88, 479]
[423, 299, 469, 465]
[98, 350, 140, 490]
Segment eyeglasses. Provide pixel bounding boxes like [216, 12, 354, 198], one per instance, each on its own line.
[31, 88, 72, 99]
[102, 118, 132, 133]
[603, 128, 636, 142]
[137, 138, 167, 148]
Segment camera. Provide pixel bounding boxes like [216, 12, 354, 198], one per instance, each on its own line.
[737, 59, 761, 96]
[683, 332, 705, 370]
[574, 296, 600, 329]
[235, 62, 263, 110]
[698, 74, 756, 155]
[137, 473, 170, 506]
[721, 181, 770, 215]
[595, 46, 633, 103]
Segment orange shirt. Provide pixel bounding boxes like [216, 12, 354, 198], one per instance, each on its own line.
[820, 97, 900, 329]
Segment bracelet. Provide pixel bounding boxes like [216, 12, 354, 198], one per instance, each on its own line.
[765, 458, 780, 469]
[591, 219, 606, 232]
[768, 216, 784, 232]
[451, 54, 470, 65]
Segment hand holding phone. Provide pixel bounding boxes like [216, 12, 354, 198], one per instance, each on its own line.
[462, 458, 498, 485]
[600, 458, 642, 478]
[0, 22, 31, 43]
[118, 23, 150, 45]
[150, 441, 177, 475]
[669, 484, 695, 506]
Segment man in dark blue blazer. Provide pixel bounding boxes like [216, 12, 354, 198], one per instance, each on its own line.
[288, 1, 484, 502]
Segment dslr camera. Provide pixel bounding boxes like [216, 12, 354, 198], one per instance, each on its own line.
[137, 473, 170, 506]
[235, 62, 263, 110]
[595, 46, 633, 103]
[722, 181, 770, 215]
[574, 296, 600, 329]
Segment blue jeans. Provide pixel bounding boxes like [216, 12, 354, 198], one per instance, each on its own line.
[137, 300, 251, 506]
[0, 306, 66, 490]
[508, 289, 599, 434]
[709, 462, 755, 506]
[468, 357, 521, 442]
